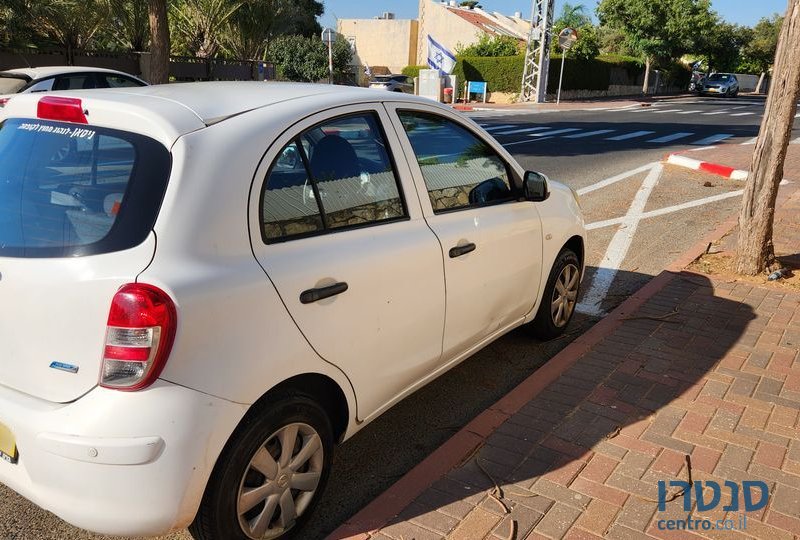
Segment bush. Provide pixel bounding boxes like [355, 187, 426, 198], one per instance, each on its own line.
[401, 65, 429, 79]
[456, 34, 522, 57]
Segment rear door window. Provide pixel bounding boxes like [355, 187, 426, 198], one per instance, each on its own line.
[0, 119, 171, 257]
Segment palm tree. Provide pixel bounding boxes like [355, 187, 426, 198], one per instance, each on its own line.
[148, 0, 170, 83]
[556, 3, 591, 29]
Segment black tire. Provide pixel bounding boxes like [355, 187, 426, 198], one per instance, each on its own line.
[529, 248, 581, 340]
[189, 393, 334, 540]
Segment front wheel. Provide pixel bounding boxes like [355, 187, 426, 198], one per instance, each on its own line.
[528, 249, 581, 340]
[189, 394, 334, 540]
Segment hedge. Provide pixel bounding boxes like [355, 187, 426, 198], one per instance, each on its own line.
[450, 54, 690, 95]
[402, 54, 688, 95]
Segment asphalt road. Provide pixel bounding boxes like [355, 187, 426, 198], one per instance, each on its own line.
[1, 94, 794, 540]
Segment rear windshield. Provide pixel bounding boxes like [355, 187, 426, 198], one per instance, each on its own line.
[0, 119, 171, 258]
[0, 76, 28, 94]
[708, 74, 731, 81]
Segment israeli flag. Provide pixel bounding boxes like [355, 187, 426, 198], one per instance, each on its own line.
[427, 36, 456, 74]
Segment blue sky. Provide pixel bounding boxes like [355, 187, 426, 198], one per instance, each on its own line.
[320, 1, 788, 29]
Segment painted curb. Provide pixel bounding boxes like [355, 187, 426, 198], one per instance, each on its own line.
[664, 152, 748, 180]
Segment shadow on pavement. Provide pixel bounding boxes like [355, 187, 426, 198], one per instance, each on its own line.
[323, 269, 756, 539]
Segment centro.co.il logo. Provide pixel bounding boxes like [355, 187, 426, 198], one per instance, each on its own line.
[656, 479, 768, 532]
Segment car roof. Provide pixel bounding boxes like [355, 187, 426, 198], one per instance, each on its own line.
[72, 81, 431, 124]
[1, 66, 141, 80]
[1, 81, 445, 147]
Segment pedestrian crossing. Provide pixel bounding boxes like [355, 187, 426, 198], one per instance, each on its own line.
[478, 122, 752, 147]
[623, 105, 762, 119]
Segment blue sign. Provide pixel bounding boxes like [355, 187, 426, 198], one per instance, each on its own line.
[468, 81, 487, 94]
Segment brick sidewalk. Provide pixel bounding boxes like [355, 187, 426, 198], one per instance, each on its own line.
[330, 192, 800, 538]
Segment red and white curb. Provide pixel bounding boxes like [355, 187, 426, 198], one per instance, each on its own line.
[664, 152, 748, 180]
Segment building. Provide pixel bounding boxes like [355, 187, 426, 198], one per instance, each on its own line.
[337, 13, 418, 77]
[337, 1, 531, 79]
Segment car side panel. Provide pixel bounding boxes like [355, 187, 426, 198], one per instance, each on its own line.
[143, 128, 358, 424]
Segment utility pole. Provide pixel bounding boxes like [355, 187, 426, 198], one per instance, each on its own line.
[520, 0, 555, 103]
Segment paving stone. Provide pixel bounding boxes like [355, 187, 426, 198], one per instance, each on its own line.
[575, 498, 620, 536]
[533, 502, 583, 539]
[615, 496, 657, 532]
[446, 506, 501, 540]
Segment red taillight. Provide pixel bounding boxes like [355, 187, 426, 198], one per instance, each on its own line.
[100, 284, 177, 391]
[0, 98, 9, 108]
[37, 96, 88, 124]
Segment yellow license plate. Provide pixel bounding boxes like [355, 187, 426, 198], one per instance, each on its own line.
[0, 422, 17, 464]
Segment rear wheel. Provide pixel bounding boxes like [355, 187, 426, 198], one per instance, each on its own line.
[529, 248, 581, 340]
[189, 394, 334, 540]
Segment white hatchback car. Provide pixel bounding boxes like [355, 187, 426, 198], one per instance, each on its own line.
[0, 82, 584, 539]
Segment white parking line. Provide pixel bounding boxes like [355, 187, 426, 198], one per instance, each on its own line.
[702, 110, 731, 116]
[648, 132, 694, 143]
[607, 130, 655, 141]
[586, 190, 744, 230]
[653, 109, 682, 114]
[564, 129, 615, 139]
[677, 110, 703, 115]
[494, 126, 549, 135]
[480, 124, 515, 131]
[731, 112, 755, 117]
[576, 163, 658, 195]
[577, 164, 663, 316]
[529, 128, 581, 137]
[693, 134, 734, 145]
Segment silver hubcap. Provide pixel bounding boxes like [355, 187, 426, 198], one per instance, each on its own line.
[551, 263, 579, 328]
[237, 423, 324, 539]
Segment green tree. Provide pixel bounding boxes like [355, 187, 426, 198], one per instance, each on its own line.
[170, 0, 244, 57]
[97, 0, 150, 51]
[552, 4, 599, 60]
[597, 0, 714, 93]
[221, 0, 324, 60]
[740, 14, 783, 92]
[698, 21, 750, 73]
[4, 0, 112, 54]
[456, 34, 521, 57]
[268, 34, 352, 82]
[556, 3, 591, 29]
[459, 1, 482, 8]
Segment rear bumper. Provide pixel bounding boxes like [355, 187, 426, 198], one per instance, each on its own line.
[0, 380, 247, 536]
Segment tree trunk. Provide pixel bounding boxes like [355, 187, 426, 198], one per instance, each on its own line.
[642, 56, 651, 95]
[148, 0, 170, 84]
[735, 0, 800, 275]
[755, 71, 766, 94]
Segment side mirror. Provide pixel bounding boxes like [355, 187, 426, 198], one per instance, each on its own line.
[523, 171, 549, 202]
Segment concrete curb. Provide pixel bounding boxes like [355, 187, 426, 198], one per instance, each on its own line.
[664, 152, 748, 180]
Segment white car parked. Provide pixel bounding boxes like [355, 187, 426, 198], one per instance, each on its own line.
[0, 66, 147, 108]
[0, 82, 584, 539]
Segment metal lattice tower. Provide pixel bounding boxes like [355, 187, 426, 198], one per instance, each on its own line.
[520, 0, 555, 103]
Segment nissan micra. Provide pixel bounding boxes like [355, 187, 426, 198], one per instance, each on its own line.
[0, 82, 584, 539]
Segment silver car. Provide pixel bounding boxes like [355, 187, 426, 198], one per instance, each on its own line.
[700, 73, 739, 97]
[369, 74, 414, 93]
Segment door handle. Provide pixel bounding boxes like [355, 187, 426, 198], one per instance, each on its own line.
[449, 242, 476, 258]
[300, 282, 349, 304]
